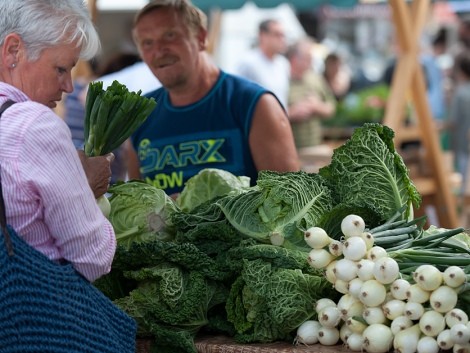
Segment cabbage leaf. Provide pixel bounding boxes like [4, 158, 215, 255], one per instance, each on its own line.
[215, 171, 334, 250]
[319, 123, 421, 223]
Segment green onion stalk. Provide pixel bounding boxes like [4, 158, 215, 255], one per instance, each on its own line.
[83, 80, 157, 216]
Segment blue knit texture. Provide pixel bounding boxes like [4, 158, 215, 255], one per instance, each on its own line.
[0, 225, 137, 353]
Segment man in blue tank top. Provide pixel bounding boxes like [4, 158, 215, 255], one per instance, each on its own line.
[128, 0, 300, 196]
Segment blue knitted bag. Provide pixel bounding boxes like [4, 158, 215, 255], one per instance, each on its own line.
[0, 100, 137, 353]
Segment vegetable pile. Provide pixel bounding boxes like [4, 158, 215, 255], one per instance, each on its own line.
[92, 123, 469, 353]
[297, 212, 470, 353]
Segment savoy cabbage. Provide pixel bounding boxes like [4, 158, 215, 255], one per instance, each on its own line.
[108, 180, 179, 248]
[319, 123, 421, 224]
[215, 171, 334, 250]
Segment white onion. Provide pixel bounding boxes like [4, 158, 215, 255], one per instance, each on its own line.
[446, 308, 469, 328]
[328, 240, 343, 257]
[324, 260, 337, 284]
[334, 279, 349, 294]
[347, 278, 364, 299]
[373, 257, 399, 284]
[390, 315, 413, 335]
[360, 231, 374, 250]
[382, 299, 406, 320]
[417, 335, 440, 353]
[450, 323, 470, 345]
[346, 317, 368, 334]
[393, 324, 421, 353]
[430, 285, 458, 313]
[304, 226, 331, 249]
[359, 279, 387, 307]
[406, 284, 431, 304]
[337, 294, 359, 318]
[343, 236, 368, 261]
[339, 323, 353, 343]
[363, 306, 387, 325]
[317, 326, 340, 346]
[346, 332, 365, 351]
[341, 214, 365, 238]
[414, 264, 443, 291]
[453, 343, 470, 353]
[344, 301, 364, 321]
[419, 310, 446, 337]
[307, 248, 334, 269]
[443, 266, 467, 288]
[390, 278, 411, 300]
[437, 329, 455, 350]
[318, 305, 341, 328]
[362, 324, 394, 353]
[404, 301, 425, 320]
[295, 320, 321, 345]
[315, 298, 337, 314]
[335, 258, 359, 282]
[357, 258, 375, 281]
[366, 246, 388, 261]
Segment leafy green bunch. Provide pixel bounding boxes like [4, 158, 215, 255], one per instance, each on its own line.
[84, 80, 156, 157]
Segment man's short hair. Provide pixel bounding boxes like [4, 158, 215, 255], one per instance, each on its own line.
[133, 0, 207, 32]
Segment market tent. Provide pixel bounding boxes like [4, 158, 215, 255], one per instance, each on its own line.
[191, 0, 358, 11]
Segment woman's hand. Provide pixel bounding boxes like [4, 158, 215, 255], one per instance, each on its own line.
[77, 150, 115, 198]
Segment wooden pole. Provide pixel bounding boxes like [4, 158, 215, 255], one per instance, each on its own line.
[383, 0, 458, 228]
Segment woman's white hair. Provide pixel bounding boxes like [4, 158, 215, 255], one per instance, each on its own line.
[0, 0, 100, 61]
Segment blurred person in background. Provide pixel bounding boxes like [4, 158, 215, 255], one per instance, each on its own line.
[286, 38, 336, 149]
[233, 18, 290, 108]
[128, 0, 299, 196]
[448, 50, 470, 204]
[323, 52, 351, 102]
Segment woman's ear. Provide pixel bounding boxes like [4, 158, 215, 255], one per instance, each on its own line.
[2, 33, 22, 68]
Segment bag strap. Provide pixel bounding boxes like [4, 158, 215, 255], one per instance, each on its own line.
[0, 99, 16, 255]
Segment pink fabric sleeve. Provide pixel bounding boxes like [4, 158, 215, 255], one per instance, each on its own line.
[19, 110, 116, 282]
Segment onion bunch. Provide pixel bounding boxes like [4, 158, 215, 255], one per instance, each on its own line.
[297, 213, 470, 353]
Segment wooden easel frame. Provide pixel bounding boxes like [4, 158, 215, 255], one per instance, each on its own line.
[383, 0, 458, 228]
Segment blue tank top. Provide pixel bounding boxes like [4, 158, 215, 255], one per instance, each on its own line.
[131, 71, 269, 195]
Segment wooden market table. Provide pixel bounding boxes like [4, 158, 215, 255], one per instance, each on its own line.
[195, 336, 351, 353]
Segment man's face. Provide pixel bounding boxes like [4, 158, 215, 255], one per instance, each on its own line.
[261, 22, 286, 55]
[133, 7, 203, 89]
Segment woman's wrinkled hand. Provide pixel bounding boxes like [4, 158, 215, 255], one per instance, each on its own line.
[77, 150, 115, 198]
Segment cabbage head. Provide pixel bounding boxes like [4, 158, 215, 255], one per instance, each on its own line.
[226, 258, 334, 343]
[319, 123, 421, 224]
[176, 168, 251, 212]
[215, 170, 334, 250]
[108, 181, 179, 248]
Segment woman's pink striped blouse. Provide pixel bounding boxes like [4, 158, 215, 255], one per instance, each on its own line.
[0, 82, 116, 282]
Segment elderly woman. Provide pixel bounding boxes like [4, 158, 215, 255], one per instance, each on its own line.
[0, 0, 115, 282]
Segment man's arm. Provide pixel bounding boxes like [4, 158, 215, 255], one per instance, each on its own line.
[249, 93, 300, 172]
